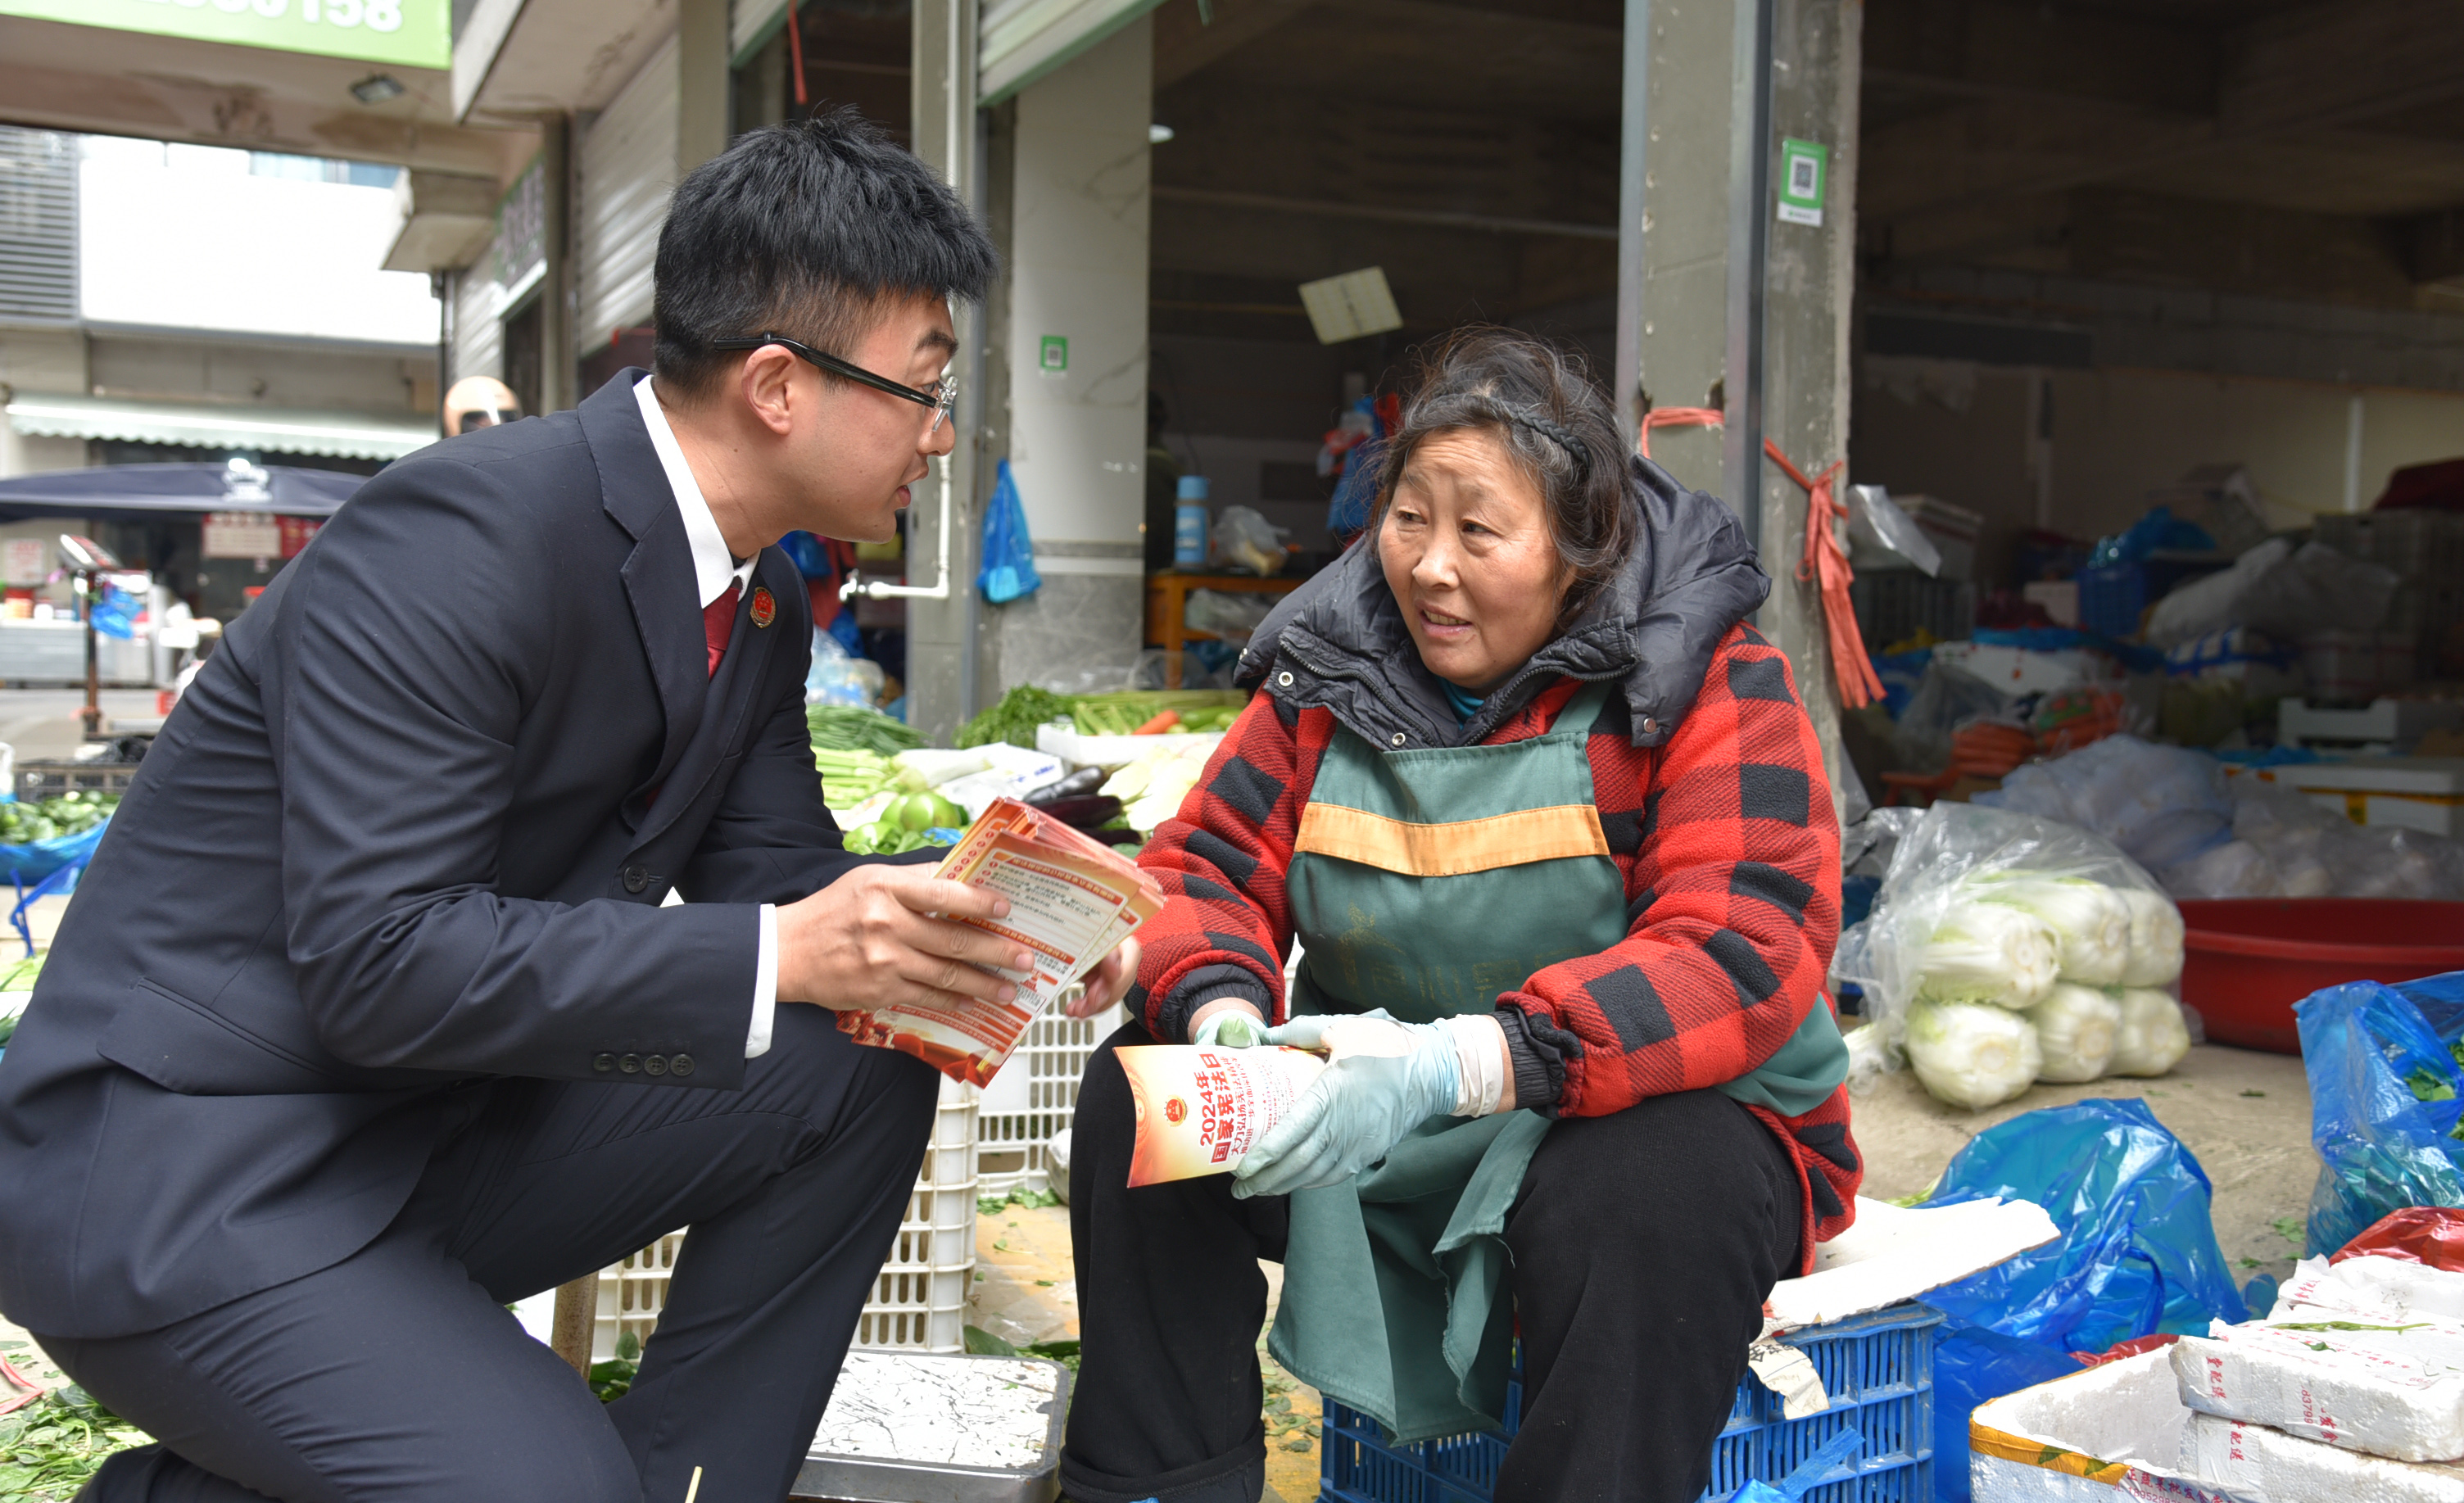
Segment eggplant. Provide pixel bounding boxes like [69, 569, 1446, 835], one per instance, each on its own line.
[1023, 767, 1105, 806]
[1038, 794, 1123, 831]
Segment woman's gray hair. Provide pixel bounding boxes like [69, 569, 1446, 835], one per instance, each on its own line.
[1373, 328, 1637, 627]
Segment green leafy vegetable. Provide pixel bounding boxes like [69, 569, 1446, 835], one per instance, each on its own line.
[807, 705, 924, 756]
[0, 1387, 151, 1498]
[2407, 1066, 2457, 1103]
[0, 793, 118, 849]
[957, 687, 1076, 751]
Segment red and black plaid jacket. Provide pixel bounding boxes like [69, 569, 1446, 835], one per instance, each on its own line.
[1130, 622, 1859, 1270]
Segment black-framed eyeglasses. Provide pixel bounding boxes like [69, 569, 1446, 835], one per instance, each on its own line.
[710, 333, 956, 433]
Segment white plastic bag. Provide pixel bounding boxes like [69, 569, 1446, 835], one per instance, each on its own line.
[1840, 804, 2190, 1099]
[2145, 538, 2398, 650]
[805, 629, 886, 707]
[1982, 735, 2235, 874]
[1209, 505, 1289, 577]
[1184, 588, 1275, 639]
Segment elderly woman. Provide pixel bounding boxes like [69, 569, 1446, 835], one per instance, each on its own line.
[1059, 328, 1859, 1503]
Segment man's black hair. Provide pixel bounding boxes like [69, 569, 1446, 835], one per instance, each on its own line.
[653, 107, 999, 396]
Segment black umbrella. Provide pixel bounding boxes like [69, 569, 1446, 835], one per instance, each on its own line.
[0, 461, 367, 523]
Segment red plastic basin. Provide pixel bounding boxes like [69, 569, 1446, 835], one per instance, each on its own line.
[2178, 899, 2464, 1054]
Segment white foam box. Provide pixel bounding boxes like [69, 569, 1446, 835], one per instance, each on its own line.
[2277, 1253, 2464, 1325]
[1928, 640, 2105, 698]
[2171, 1303, 2464, 1462]
[791, 1351, 1068, 1503]
[1968, 1349, 2214, 1501]
[2180, 1408, 2464, 1503]
[2234, 754, 2464, 838]
[1035, 724, 1224, 772]
[1766, 1194, 2059, 1331]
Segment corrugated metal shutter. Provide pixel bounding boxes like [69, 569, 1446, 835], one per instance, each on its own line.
[455, 258, 505, 382]
[0, 127, 77, 324]
[577, 35, 680, 357]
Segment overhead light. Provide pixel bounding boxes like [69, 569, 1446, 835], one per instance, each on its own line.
[351, 74, 405, 106]
[1148, 123, 1175, 144]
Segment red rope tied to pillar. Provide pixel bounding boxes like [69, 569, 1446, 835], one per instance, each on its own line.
[1763, 438, 1885, 711]
[786, 0, 809, 107]
[1634, 406, 1723, 460]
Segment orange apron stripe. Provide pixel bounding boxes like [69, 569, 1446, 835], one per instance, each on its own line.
[1293, 802, 1611, 877]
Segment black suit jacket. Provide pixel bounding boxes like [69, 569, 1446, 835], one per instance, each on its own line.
[0, 372, 886, 1338]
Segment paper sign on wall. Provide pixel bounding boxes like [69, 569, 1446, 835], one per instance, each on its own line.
[2, 540, 48, 587]
[1778, 138, 1827, 227]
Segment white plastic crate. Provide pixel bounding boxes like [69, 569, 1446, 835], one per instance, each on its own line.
[853, 1075, 978, 1354]
[591, 1076, 979, 1360]
[976, 999, 1123, 1197]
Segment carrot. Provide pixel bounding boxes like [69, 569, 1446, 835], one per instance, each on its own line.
[1133, 709, 1181, 735]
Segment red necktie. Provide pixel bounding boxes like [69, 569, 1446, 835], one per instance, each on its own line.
[704, 582, 740, 677]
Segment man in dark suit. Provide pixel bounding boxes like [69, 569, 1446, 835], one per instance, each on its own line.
[0, 111, 1130, 1502]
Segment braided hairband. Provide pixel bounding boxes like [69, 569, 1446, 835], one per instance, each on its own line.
[1506, 410, 1590, 477]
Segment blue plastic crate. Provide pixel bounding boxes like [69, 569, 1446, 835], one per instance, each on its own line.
[2077, 555, 2229, 639]
[1320, 1302, 1939, 1503]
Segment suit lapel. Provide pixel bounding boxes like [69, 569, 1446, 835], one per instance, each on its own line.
[578, 369, 709, 790]
[629, 546, 799, 849]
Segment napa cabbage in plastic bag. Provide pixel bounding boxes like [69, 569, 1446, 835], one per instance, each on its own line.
[1905, 999, 2040, 1109]
[1838, 803, 2185, 1086]
[2110, 986, 2192, 1078]
[2298, 970, 2464, 1256]
[2026, 983, 2122, 1084]
[1914, 900, 2057, 1010]
[1972, 873, 2131, 986]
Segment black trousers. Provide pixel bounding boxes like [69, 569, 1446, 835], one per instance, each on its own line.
[1061, 1022, 1804, 1503]
[38, 1005, 939, 1503]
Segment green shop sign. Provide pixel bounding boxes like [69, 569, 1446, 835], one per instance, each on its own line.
[0, 0, 450, 71]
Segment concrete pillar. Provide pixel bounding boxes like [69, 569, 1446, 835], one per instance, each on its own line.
[538, 117, 576, 414]
[979, 16, 1153, 698]
[677, 0, 733, 176]
[1620, 0, 1861, 821]
[904, 0, 989, 746]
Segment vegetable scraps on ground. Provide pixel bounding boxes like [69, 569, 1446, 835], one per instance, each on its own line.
[0, 1387, 150, 1501]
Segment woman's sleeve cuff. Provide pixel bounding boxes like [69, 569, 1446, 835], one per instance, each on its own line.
[1155, 966, 1276, 1043]
[1496, 1005, 1567, 1114]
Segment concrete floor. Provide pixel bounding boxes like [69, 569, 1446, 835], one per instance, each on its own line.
[1848, 1034, 2321, 1288]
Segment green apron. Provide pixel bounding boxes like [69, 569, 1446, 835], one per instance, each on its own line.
[1266, 681, 1849, 1442]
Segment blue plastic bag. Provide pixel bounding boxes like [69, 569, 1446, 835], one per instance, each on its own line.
[978, 458, 1041, 604]
[0, 821, 107, 883]
[2297, 971, 2464, 1256]
[91, 584, 138, 640]
[1918, 1100, 2246, 1502]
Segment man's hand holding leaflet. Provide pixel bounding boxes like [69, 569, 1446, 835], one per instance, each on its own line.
[832, 799, 1162, 1084]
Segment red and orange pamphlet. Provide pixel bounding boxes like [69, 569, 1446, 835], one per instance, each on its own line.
[835, 798, 1167, 1085]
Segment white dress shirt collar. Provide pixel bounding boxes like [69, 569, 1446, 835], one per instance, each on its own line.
[635, 375, 759, 609]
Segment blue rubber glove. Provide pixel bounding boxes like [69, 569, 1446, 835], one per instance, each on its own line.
[1230, 1012, 1461, 1198]
[1190, 1004, 1268, 1049]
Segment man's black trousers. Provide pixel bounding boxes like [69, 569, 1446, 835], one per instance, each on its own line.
[38, 1005, 939, 1503]
[1060, 1022, 1805, 1503]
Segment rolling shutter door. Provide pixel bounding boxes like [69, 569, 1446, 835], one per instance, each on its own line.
[454, 257, 505, 383]
[0, 127, 77, 324]
[576, 35, 680, 357]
